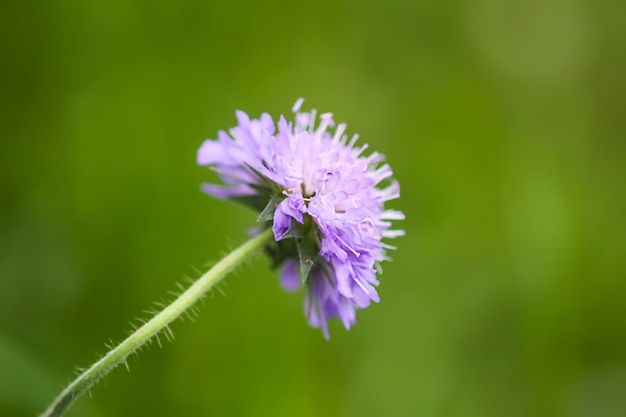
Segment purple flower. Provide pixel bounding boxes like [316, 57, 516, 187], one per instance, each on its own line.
[198, 99, 404, 338]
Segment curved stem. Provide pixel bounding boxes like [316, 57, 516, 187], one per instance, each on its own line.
[41, 228, 273, 417]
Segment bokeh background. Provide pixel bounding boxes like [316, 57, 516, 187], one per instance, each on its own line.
[1, 0, 625, 416]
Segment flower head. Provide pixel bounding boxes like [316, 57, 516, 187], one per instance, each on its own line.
[198, 99, 404, 338]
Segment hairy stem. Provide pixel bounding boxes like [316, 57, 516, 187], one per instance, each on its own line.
[41, 228, 273, 417]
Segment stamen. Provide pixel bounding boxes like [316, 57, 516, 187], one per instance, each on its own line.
[383, 230, 405, 238]
[332, 123, 347, 144]
[315, 113, 335, 135]
[348, 134, 360, 148]
[336, 235, 360, 257]
[308, 109, 317, 133]
[292, 98, 305, 113]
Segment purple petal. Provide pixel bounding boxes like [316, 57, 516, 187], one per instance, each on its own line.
[272, 202, 292, 240]
[200, 183, 254, 199]
[280, 259, 301, 292]
[281, 197, 305, 224]
[235, 110, 250, 127]
[333, 261, 354, 298]
[259, 113, 275, 134]
[197, 138, 228, 166]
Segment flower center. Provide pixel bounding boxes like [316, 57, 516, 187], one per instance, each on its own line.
[300, 183, 316, 202]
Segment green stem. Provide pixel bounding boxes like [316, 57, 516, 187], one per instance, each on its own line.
[41, 228, 273, 417]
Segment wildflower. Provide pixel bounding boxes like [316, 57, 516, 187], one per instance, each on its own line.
[198, 99, 404, 338]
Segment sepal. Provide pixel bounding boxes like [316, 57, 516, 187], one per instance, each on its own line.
[280, 219, 307, 240]
[257, 194, 284, 222]
[297, 237, 317, 283]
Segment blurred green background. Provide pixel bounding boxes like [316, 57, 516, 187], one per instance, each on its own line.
[1, 0, 625, 416]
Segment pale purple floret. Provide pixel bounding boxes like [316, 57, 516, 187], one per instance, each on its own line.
[198, 99, 404, 338]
